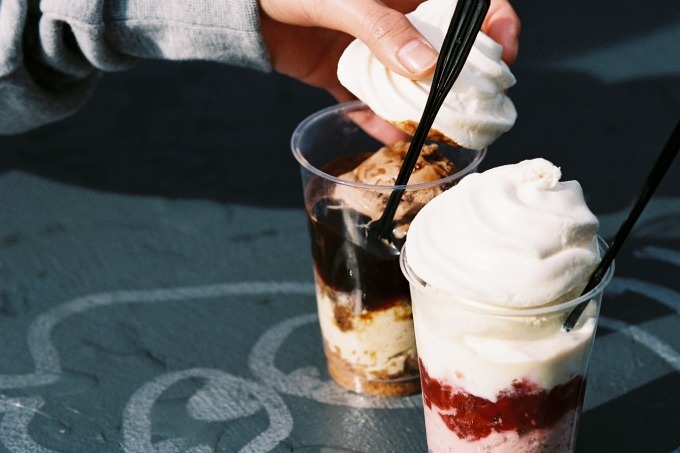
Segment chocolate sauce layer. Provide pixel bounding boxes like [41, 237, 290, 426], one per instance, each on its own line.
[306, 147, 457, 312]
[305, 152, 408, 312]
[307, 197, 406, 311]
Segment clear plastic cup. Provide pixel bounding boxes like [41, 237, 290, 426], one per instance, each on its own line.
[291, 101, 486, 396]
[400, 237, 613, 450]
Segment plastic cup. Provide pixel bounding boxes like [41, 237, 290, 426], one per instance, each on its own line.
[400, 237, 613, 450]
[291, 101, 486, 396]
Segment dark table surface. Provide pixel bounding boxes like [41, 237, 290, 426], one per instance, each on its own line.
[1, 0, 680, 451]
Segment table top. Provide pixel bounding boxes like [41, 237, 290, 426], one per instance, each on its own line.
[1, 0, 679, 451]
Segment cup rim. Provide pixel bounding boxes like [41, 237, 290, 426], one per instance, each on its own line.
[290, 101, 487, 191]
[400, 236, 614, 317]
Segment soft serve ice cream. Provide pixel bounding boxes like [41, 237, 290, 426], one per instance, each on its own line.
[407, 158, 601, 307]
[401, 158, 609, 451]
[337, 0, 517, 150]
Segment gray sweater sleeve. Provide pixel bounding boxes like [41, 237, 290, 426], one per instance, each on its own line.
[0, 0, 272, 134]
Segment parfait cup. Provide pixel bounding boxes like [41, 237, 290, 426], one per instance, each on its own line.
[291, 101, 485, 396]
[400, 237, 613, 450]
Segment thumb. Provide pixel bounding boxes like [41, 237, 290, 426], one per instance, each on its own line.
[340, 0, 439, 79]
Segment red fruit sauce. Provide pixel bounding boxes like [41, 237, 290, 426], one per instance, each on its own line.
[419, 359, 586, 440]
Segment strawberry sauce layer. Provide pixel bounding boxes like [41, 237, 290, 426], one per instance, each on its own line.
[419, 360, 586, 441]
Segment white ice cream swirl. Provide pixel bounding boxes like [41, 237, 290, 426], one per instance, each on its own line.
[406, 158, 601, 308]
[337, 0, 517, 150]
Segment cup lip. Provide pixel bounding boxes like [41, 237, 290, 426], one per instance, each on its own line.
[291, 101, 487, 191]
[400, 236, 615, 317]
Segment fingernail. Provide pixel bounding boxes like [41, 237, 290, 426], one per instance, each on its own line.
[397, 39, 438, 73]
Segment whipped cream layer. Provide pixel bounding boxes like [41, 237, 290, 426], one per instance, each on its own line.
[315, 283, 416, 379]
[412, 294, 597, 400]
[337, 0, 517, 150]
[406, 158, 600, 308]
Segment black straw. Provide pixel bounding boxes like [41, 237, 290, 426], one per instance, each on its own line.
[563, 118, 680, 331]
[368, 0, 490, 242]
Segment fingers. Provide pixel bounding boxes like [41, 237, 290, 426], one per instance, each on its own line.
[261, 0, 438, 80]
[260, 0, 520, 103]
[483, 0, 521, 64]
[340, 0, 439, 79]
[346, 109, 412, 144]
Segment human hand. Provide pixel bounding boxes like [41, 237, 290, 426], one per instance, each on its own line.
[484, 0, 521, 65]
[259, 0, 520, 102]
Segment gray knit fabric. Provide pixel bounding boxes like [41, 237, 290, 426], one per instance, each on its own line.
[0, 0, 272, 134]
